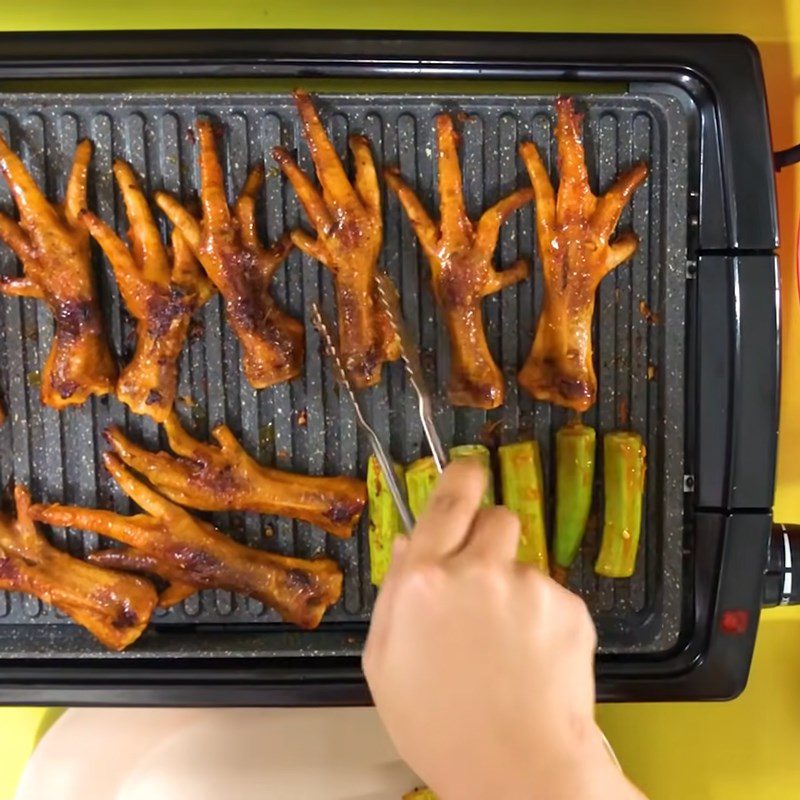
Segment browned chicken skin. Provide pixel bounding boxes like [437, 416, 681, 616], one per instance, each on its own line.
[273, 90, 400, 388]
[0, 485, 157, 650]
[30, 453, 343, 629]
[518, 98, 648, 412]
[86, 545, 197, 609]
[103, 412, 366, 539]
[0, 136, 116, 407]
[385, 115, 533, 409]
[155, 121, 303, 390]
[80, 161, 215, 421]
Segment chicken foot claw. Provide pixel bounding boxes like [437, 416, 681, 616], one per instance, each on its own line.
[0, 136, 116, 407]
[31, 454, 343, 629]
[518, 98, 648, 411]
[0, 485, 157, 650]
[386, 114, 533, 409]
[81, 160, 214, 421]
[273, 90, 399, 388]
[156, 121, 303, 390]
[104, 412, 366, 539]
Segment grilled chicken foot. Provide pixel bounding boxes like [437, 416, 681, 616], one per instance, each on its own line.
[31, 454, 343, 629]
[156, 121, 303, 389]
[0, 136, 116, 407]
[0, 485, 156, 650]
[80, 160, 214, 421]
[104, 413, 366, 539]
[273, 90, 400, 388]
[87, 545, 198, 609]
[385, 114, 533, 409]
[517, 97, 648, 411]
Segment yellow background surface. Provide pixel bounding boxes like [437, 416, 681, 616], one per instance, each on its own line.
[0, 3, 799, 799]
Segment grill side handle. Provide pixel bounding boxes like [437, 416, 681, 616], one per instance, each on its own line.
[774, 144, 800, 171]
[763, 524, 800, 607]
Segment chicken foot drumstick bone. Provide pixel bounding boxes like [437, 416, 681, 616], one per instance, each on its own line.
[31, 454, 344, 629]
[0, 485, 156, 650]
[385, 115, 533, 409]
[103, 412, 367, 539]
[518, 98, 649, 412]
[273, 90, 400, 389]
[80, 161, 215, 421]
[156, 121, 304, 389]
[0, 136, 116, 407]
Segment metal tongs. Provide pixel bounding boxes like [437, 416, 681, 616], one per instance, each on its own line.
[310, 276, 446, 532]
[310, 302, 414, 533]
[375, 274, 448, 474]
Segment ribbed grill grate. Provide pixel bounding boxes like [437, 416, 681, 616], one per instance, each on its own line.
[0, 92, 687, 656]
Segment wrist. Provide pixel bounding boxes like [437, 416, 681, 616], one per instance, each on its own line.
[540, 727, 643, 800]
[438, 725, 638, 800]
[430, 731, 606, 800]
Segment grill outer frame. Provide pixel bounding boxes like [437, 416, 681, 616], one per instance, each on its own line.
[0, 31, 779, 703]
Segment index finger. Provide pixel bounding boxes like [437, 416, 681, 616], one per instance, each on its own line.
[407, 458, 487, 561]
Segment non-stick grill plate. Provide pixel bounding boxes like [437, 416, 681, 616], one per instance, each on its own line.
[0, 91, 687, 657]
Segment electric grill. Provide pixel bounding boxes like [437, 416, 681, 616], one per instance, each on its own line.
[0, 31, 788, 703]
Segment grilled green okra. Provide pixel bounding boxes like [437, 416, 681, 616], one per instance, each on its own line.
[553, 424, 596, 582]
[498, 440, 548, 572]
[367, 456, 406, 586]
[595, 431, 646, 579]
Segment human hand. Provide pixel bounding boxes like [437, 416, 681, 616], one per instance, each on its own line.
[363, 458, 645, 800]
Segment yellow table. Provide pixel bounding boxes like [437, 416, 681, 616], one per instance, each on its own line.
[0, 3, 799, 799]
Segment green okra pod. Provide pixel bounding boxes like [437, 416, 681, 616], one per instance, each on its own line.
[449, 444, 495, 507]
[595, 431, 646, 579]
[553, 424, 596, 582]
[498, 440, 548, 572]
[367, 455, 406, 586]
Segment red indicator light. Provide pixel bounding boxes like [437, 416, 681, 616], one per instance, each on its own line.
[719, 609, 750, 635]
